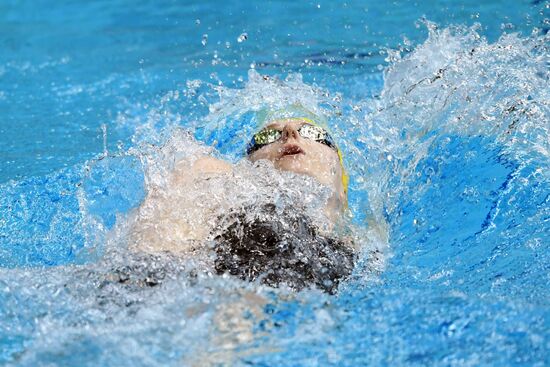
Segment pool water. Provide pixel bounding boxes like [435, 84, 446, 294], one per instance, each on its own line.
[1, 1, 549, 366]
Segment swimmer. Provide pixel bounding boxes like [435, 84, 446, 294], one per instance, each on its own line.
[129, 104, 355, 293]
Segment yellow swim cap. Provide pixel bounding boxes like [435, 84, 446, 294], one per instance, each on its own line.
[256, 104, 329, 128]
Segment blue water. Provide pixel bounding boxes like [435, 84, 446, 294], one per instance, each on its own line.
[1, 1, 549, 366]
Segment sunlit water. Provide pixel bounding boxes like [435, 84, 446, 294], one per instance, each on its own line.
[1, 1, 549, 366]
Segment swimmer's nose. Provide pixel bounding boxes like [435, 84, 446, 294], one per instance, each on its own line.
[281, 124, 300, 142]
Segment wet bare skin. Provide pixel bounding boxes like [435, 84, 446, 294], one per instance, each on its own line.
[130, 119, 346, 255]
[248, 119, 345, 210]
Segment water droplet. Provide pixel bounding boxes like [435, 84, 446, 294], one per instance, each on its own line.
[237, 33, 248, 43]
[101, 123, 108, 157]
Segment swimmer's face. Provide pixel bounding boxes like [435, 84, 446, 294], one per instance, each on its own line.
[248, 119, 345, 205]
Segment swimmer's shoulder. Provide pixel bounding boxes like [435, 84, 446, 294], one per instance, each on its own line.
[171, 156, 232, 186]
[189, 156, 232, 174]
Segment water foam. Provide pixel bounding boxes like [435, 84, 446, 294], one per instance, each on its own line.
[1, 23, 548, 366]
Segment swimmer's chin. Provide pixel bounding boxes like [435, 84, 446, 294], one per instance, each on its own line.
[274, 155, 309, 174]
[274, 159, 336, 194]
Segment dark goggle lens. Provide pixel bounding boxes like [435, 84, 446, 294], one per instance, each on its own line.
[246, 128, 281, 154]
[253, 129, 281, 145]
[299, 124, 337, 151]
[247, 124, 337, 155]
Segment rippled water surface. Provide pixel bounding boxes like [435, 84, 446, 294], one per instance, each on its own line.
[1, 1, 549, 366]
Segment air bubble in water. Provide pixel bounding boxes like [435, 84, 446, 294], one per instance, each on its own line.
[237, 33, 248, 43]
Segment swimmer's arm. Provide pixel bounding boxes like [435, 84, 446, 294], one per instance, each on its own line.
[139, 156, 232, 203]
[129, 156, 232, 251]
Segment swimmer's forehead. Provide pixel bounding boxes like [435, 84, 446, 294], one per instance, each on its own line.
[263, 118, 313, 130]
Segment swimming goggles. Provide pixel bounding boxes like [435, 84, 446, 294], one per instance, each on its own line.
[246, 122, 338, 155]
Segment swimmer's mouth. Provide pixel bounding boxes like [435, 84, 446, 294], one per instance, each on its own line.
[280, 144, 304, 157]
